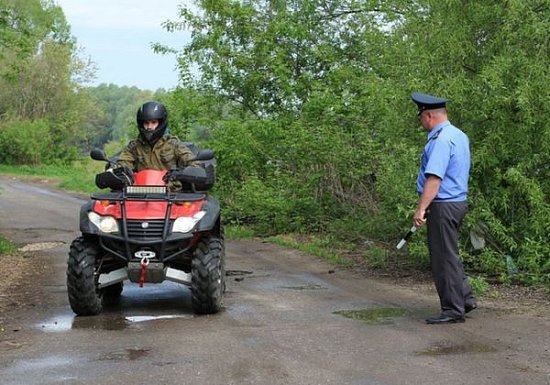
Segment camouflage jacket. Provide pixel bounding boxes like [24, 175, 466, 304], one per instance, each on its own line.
[117, 134, 198, 172]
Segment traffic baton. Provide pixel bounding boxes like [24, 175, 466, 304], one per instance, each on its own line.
[396, 226, 417, 249]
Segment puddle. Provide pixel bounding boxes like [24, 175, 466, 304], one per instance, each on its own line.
[19, 241, 64, 252]
[125, 315, 193, 323]
[38, 314, 74, 332]
[98, 348, 150, 361]
[38, 314, 129, 332]
[282, 283, 327, 290]
[334, 307, 408, 325]
[416, 340, 497, 356]
[4, 356, 75, 372]
[38, 313, 193, 332]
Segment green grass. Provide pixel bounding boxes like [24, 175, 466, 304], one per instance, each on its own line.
[0, 160, 103, 193]
[0, 235, 16, 254]
[267, 234, 353, 266]
[333, 308, 408, 325]
[225, 225, 256, 240]
[224, 225, 354, 267]
[363, 246, 388, 268]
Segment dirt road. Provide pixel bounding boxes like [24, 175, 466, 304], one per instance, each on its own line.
[0, 175, 549, 385]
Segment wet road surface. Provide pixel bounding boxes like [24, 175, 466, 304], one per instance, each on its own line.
[0, 176, 549, 385]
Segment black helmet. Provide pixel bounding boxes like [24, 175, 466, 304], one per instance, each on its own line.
[136, 101, 168, 143]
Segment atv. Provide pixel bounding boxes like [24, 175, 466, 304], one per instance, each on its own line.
[67, 147, 224, 316]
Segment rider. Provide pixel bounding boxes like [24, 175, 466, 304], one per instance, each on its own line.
[117, 101, 197, 173]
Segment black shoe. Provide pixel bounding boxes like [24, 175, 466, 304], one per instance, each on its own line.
[425, 314, 465, 324]
[465, 303, 477, 314]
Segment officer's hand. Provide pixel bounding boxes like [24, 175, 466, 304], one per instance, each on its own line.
[413, 208, 426, 228]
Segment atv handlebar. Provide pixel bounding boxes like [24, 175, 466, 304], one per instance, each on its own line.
[164, 166, 208, 187]
[95, 167, 134, 190]
[90, 147, 213, 191]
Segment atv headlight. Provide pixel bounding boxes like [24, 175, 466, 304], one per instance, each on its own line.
[88, 212, 119, 233]
[172, 211, 206, 234]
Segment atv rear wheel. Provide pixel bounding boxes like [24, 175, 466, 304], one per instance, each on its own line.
[67, 236, 103, 316]
[191, 236, 225, 314]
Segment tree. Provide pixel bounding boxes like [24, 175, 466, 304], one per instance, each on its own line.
[161, 0, 549, 280]
[87, 84, 154, 149]
[387, 0, 550, 280]
[0, 0, 99, 162]
[0, 0, 72, 79]
[159, 0, 411, 231]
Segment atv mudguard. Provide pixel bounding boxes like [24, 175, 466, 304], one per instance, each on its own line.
[79, 200, 96, 235]
[183, 142, 216, 191]
[196, 196, 221, 233]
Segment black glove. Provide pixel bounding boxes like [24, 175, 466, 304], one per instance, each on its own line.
[163, 167, 181, 183]
[112, 166, 134, 186]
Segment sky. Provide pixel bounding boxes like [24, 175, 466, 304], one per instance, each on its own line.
[54, 0, 192, 91]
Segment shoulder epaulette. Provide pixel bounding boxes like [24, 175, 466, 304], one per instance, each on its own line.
[428, 128, 443, 142]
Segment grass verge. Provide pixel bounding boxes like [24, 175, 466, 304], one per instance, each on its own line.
[225, 225, 256, 240]
[0, 235, 16, 254]
[266, 234, 353, 266]
[0, 160, 102, 193]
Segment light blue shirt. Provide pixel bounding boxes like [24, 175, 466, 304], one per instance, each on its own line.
[416, 120, 470, 202]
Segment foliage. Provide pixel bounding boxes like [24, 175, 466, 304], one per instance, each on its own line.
[87, 84, 155, 148]
[0, 0, 72, 77]
[390, 0, 550, 282]
[157, 0, 550, 283]
[0, 0, 100, 163]
[0, 119, 51, 164]
[468, 276, 490, 298]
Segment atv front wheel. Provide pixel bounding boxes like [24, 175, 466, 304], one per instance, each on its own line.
[191, 236, 225, 314]
[67, 236, 102, 316]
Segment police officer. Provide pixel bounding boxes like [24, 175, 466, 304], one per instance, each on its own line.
[411, 92, 477, 324]
[117, 101, 197, 174]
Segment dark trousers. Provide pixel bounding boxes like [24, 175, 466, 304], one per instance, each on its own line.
[427, 201, 475, 317]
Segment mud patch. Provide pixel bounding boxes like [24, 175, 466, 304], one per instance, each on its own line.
[0, 252, 35, 317]
[0, 339, 25, 351]
[98, 348, 151, 361]
[227, 269, 257, 282]
[334, 307, 408, 325]
[226, 270, 253, 276]
[74, 315, 131, 331]
[19, 241, 64, 252]
[416, 340, 497, 356]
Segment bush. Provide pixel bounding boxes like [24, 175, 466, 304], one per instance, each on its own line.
[469, 276, 490, 298]
[223, 176, 299, 235]
[0, 119, 52, 165]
